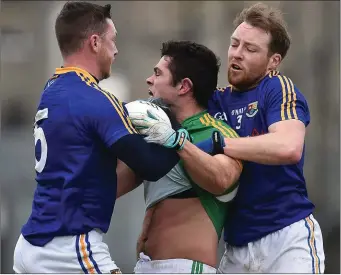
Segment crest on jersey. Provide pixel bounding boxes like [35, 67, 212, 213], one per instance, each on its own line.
[245, 101, 258, 117]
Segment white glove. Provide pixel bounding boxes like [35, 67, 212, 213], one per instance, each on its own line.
[129, 108, 189, 150]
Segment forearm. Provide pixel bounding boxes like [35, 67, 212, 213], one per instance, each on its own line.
[224, 132, 301, 165]
[111, 134, 179, 181]
[116, 160, 142, 199]
[178, 141, 240, 195]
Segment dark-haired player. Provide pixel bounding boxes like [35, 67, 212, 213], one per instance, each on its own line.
[13, 2, 182, 273]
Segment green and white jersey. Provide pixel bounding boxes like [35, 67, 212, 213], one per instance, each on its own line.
[144, 111, 241, 238]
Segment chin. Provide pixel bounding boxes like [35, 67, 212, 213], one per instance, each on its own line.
[228, 76, 242, 87]
[102, 71, 111, 80]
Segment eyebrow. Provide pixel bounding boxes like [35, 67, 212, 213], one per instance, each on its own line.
[231, 36, 259, 47]
[153, 67, 161, 74]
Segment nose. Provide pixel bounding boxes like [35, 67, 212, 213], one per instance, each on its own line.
[232, 46, 243, 60]
[228, 45, 243, 60]
[146, 76, 153, 86]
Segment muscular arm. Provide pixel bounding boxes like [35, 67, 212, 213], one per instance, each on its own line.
[116, 160, 142, 198]
[179, 141, 242, 195]
[223, 119, 306, 165]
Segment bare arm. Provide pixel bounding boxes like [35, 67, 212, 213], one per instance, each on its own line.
[178, 141, 242, 195]
[116, 160, 142, 198]
[223, 119, 306, 165]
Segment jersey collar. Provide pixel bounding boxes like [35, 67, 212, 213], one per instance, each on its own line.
[54, 67, 99, 83]
[181, 110, 207, 127]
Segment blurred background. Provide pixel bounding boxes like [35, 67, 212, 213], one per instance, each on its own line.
[0, 0, 339, 273]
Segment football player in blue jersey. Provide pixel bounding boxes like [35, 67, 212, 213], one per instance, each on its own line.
[12, 2, 187, 274]
[129, 3, 325, 273]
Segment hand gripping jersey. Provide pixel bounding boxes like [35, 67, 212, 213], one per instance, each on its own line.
[208, 70, 314, 246]
[144, 111, 241, 238]
[22, 67, 137, 246]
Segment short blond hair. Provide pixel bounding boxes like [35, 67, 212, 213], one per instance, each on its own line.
[233, 2, 291, 59]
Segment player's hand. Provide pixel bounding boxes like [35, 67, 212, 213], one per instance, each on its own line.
[195, 130, 226, 155]
[146, 97, 181, 130]
[129, 108, 189, 150]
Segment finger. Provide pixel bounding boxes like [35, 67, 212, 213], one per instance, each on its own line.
[128, 113, 149, 120]
[144, 135, 155, 143]
[131, 119, 153, 128]
[147, 108, 162, 121]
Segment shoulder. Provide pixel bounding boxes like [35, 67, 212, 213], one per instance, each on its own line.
[59, 71, 106, 97]
[260, 71, 306, 102]
[261, 70, 299, 92]
[65, 74, 125, 120]
[74, 73, 123, 109]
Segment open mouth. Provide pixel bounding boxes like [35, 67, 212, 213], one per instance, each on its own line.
[231, 64, 242, 70]
[148, 90, 153, 96]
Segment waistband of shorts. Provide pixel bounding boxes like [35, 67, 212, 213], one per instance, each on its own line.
[135, 253, 216, 273]
[48, 228, 104, 245]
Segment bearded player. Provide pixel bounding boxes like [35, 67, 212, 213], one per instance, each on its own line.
[130, 3, 325, 273]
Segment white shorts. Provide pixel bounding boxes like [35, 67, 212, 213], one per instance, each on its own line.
[13, 229, 121, 274]
[218, 214, 325, 273]
[134, 252, 216, 274]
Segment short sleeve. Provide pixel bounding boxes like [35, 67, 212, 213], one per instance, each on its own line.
[264, 75, 310, 127]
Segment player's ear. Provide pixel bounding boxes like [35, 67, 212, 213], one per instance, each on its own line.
[90, 34, 101, 53]
[268, 53, 282, 71]
[177, 78, 193, 96]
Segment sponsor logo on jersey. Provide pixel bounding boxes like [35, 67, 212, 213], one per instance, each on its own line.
[245, 101, 258, 118]
[231, 107, 246, 116]
[213, 111, 228, 122]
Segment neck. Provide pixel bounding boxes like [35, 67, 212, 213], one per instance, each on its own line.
[63, 53, 101, 80]
[172, 98, 205, 124]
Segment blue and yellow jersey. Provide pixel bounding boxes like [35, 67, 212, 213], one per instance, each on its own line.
[22, 67, 136, 246]
[208, 70, 314, 246]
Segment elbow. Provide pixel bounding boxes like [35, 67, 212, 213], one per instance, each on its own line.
[211, 177, 234, 196]
[208, 158, 241, 195]
[280, 144, 303, 164]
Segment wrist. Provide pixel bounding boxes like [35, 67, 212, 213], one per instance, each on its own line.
[212, 131, 226, 154]
[174, 129, 189, 151]
[165, 129, 189, 150]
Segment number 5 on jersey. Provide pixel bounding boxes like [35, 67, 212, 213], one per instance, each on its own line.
[34, 108, 48, 173]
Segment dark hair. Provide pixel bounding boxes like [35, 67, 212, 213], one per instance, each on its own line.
[55, 1, 112, 57]
[233, 2, 291, 59]
[161, 40, 220, 108]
